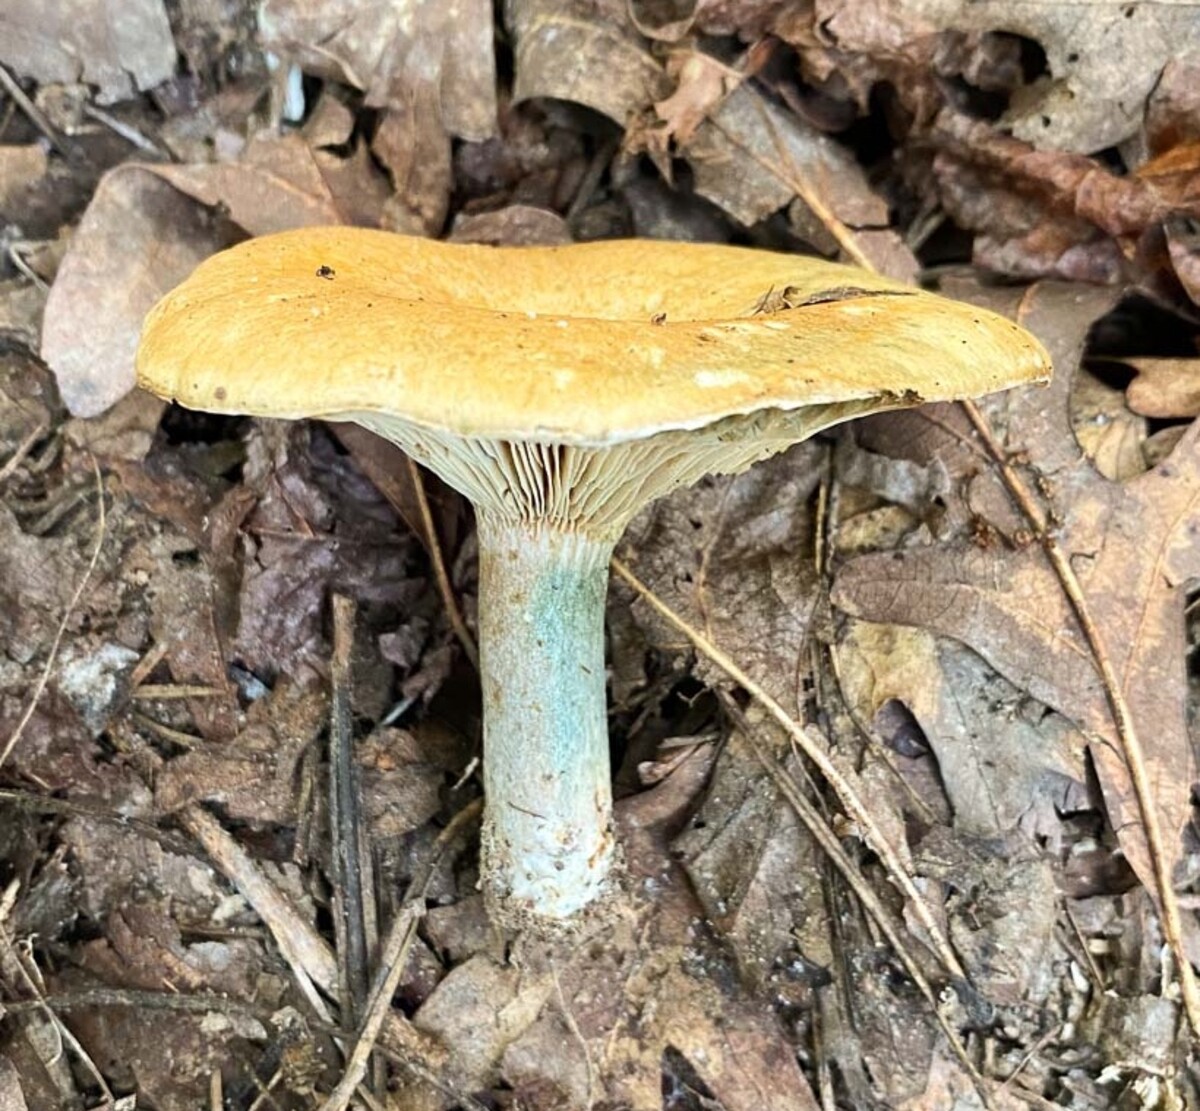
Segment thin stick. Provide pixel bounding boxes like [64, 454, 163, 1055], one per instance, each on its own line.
[0, 457, 106, 771]
[178, 805, 337, 1023]
[329, 594, 370, 1024]
[0, 64, 60, 150]
[960, 398, 1200, 1038]
[719, 697, 988, 1098]
[318, 799, 482, 1111]
[405, 455, 479, 670]
[0, 903, 113, 1103]
[0, 420, 48, 485]
[612, 556, 965, 982]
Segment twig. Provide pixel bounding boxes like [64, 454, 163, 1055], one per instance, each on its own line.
[611, 556, 966, 983]
[0, 457, 106, 772]
[405, 455, 479, 670]
[82, 101, 167, 157]
[131, 684, 224, 700]
[177, 805, 336, 1025]
[0, 63, 60, 150]
[0, 887, 113, 1104]
[0, 420, 48, 485]
[318, 901, 423, 1111]
[717, 696, 989, 1100]
[318, 799, 482, 1111]
[959, 398, 1200, 1039]
[0, 788, 196, 855]
[329, 594, 370, 1025]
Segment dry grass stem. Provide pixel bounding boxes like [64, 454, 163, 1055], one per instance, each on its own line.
[611, 556, 966, 982]
[960, 398, 1200, 1038]
[405, 455, 480, 670]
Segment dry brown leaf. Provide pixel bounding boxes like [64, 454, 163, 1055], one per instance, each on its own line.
[1071, 368, 1148, 482]
[833, 280, 1200, 895]
[153, 683, 326, 820]
[928, 111, 1200, 284]
[622, 443, 824, 712]
[1167, 217, 1200, 307]
[906, 0, 1200, 153]
[653, 51, 742, 147]
[1146, 49, 1200, 156]
[683, 84, 917, 277]
[804, 0, 1014, 123]
[372, 101, 451, 236]
[630, 0, 789, 40]
[0, 0, 175, 104]
[1126, 356, 1200, 419]
[259, 0, 496, 139]
[40, 169, 239, 418]
[836, 624, 1088, 844]
[448, 204, 572, 246]
[508, 0, 669, 125]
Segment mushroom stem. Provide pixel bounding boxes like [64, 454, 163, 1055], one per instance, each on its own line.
[476, 514, 615, 923]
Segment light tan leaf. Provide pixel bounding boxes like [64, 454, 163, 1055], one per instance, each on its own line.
[1126, 357, 1200, 419]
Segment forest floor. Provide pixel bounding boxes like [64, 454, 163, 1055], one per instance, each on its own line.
[0, 1, 1198, 1108]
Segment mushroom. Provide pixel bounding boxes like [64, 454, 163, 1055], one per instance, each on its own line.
[136, 227, 1050, 927]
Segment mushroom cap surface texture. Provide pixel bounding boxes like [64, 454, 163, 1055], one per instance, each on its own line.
[136, 227, 1050, 447]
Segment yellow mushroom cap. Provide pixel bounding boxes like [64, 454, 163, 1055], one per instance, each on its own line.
[136, 227, 1050, 447]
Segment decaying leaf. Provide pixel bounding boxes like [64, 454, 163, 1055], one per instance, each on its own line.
[0, 0, 176, 104]
[42, 132, 393, 417]
[836, 623, 1088, 843]
[258, 0, 496, 139]
[889, 0, 1200, 153]
[508, 0, 669, 124]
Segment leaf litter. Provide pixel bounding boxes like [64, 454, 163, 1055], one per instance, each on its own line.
[0, 0, 1198, 1107]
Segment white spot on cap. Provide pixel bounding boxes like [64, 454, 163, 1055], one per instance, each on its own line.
[695, 369, 750, 388]
[555, 319, 569, 328]
[553, 369, 575, 388]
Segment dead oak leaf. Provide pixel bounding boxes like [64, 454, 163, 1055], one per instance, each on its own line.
[508, 0, 669, 126]
[833, 277, 1199, 892]
[907, 0, 1200, 153]
[653, 51, 743, 148]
